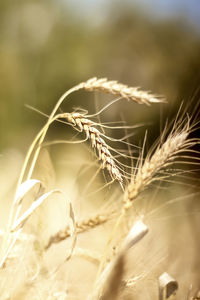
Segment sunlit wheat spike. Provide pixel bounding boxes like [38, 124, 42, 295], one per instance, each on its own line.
[124, 119, 196, 209]
[82, 77, 164, 105]
[45, 211, 116, 250]
[63, 112, 123, 185]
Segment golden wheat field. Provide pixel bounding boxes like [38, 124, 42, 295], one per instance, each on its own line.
[0, 76, 200, 300]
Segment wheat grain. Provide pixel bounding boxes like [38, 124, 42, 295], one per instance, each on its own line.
[82, 77, 164, 105]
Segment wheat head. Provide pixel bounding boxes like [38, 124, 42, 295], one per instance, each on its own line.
[59, 112, 124, 186]
[82, 77, 164, 105]
[45, 210, 116, 250]
[124, 119, 196, 209]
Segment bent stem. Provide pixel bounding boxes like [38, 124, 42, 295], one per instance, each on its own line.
[2, 83, 84, 267]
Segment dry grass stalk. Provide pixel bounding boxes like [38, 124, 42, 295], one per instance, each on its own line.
[100, 253, 125, 300]
[61, 112, 124, 185]
[82, 77, 164, 105]
[45, 210, 117, 250]
[0, 179, 45, 268]
[124, 120, 195, 209]
[0, 180, 76, 269]
[90, 221, 148, 300]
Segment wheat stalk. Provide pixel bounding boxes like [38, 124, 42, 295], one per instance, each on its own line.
[82, 77, 164, 105]
[90, 221, 148, 300]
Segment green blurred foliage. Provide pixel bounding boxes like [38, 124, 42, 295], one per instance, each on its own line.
[0, 0, 200, 150]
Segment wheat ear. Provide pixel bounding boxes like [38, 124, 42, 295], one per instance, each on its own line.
[82, 77, 164, 105]
[124, 119, 196, 209]
[58, 112, 124, 185]
[45, 210, 116, 250]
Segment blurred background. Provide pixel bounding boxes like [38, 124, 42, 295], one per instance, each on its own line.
[0, 0, 200, 152]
